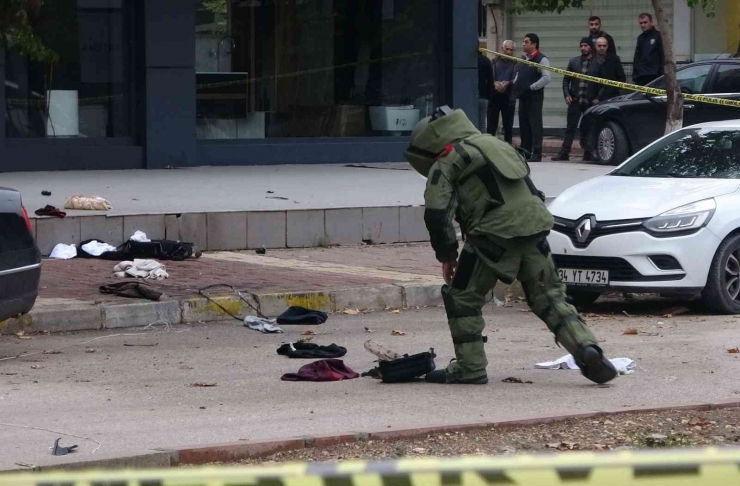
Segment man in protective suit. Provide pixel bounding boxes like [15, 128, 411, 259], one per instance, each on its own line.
[404, 106, 617, 385]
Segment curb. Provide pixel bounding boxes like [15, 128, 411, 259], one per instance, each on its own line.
[12, 400, 740, 472]
[1, 281, 527, 335]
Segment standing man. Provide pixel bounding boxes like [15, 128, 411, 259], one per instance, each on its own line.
[514, 33, 551, 162]
[488, 40, 517, 144]
[478, 49, 494, 133]
[403, 106, 618, 386]
[632, 13, 665, 86]
[587, 16, 616, 56]
[553, 38, 598, 162]
[589, 37, 626, 104]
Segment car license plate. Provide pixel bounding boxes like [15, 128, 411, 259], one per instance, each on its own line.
[557, 268, 609, 286]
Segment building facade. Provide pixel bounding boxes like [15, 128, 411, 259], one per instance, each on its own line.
[0, 0, 479, 172]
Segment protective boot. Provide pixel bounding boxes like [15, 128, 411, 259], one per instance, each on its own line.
[577, 345, 618, 384]
[425, 369, 488, 385]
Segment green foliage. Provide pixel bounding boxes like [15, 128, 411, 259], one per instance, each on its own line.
[0, 0, 57, 63]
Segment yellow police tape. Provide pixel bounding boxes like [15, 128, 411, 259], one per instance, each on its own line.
[480, 47, 740, 109]
[3, 447, 740, 486]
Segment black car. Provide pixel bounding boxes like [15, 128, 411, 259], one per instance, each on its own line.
[581, 59, 740, 165]
[0, 188, 41, 322]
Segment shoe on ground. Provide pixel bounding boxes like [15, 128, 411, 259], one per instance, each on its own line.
[580, 345, 618, 384]
[551, 153, 570, 161]
[583, 151, 595, 162]
[425, 370, 488, 384]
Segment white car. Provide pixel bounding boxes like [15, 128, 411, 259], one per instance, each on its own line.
[547, 121, 740, 314]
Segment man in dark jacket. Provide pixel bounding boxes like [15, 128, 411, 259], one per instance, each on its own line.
[633, 13, 665, 86]
[478, 50, 494, 133]
[514, 33, 551, 162]
[488, 40, 517, 144]
[589, 37, 626, 104]
[553, 38, 598, 162]
[588, 16, 616, 56]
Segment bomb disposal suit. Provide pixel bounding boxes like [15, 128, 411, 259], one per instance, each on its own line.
[404, 107, 617, 385]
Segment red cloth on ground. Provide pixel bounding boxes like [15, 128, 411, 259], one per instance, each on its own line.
[281, 359, 359, 382]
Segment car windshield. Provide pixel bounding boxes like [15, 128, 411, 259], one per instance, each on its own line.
[611, 128, 740, 179]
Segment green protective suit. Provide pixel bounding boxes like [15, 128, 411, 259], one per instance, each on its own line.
[404, 109, 599, 383]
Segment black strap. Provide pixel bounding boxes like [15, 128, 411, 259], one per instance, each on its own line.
[524, 176, 539, 196]
[452, 142, 474, 166]
[453, 334, 488, 345]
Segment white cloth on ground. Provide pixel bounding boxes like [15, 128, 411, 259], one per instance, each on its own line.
[244, 315, 283, 334]
[113, 259, 169, 280]
[535, 354, 636, 375]
[129, 231, 151, 243]
[64, 195, 112, 211]
[50, 243, 77, 260]
[81, 240, 117, 256]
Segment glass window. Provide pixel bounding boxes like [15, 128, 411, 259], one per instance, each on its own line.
[612, 129, 740, 179]
[712, 64, 740, 93]
[5, 0, 132, 138]
[649, 64, 713, 94]
[195, 0, 442, 139]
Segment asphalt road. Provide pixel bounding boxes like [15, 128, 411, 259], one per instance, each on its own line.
[1, 299, 738, 470]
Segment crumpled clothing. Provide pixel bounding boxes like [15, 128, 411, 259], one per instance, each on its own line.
[277, 306, 328, 325]
[535, 354, 636, 375]
[113, 259, 169, 280]
[100, 282, 162, 301]
[81, 240, 117, 257]
[364, 340, 401, 361]
[244, 315, 283, 333]
[50, 243, 77, 260]
[35, 205, 66, 218]
[130, 230, 151, 243]
[64, 195, 112, 211]
[281, 359, 359, 382]
[277, 342, 347, 359]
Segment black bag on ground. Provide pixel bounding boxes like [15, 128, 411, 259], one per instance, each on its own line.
[377, 349, 436, 383]
[117, 239, 200, 261]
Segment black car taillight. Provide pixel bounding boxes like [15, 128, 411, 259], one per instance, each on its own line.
[21, 206, 33, 234]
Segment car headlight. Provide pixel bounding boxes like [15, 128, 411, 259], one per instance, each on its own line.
[643, 199, 716, 234]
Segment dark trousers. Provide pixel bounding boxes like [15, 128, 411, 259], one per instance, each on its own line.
[560, 102, 591, 155]
[633, 74, 660, 86]
[518, 91, 544, 159]
[487, 93, 515, 143]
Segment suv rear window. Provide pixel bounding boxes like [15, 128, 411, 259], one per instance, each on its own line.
[612, 128, 740, 179]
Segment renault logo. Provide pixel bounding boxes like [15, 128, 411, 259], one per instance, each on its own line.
[575, 218, 593, 243]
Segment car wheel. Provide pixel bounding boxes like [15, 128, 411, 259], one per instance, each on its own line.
[596, 122, 630, 166]
[567, 289, 602, 308]
[702, 234, 740, 314]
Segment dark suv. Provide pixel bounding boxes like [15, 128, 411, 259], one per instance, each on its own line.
[580, 59, 740, 165]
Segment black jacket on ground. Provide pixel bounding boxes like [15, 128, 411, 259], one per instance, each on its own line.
[588, 53, 626, 101]
[633, 28, 665, 79]
[589, 31, 617, 56]
[562, 55, 598, 99]
[478, 53, 493, 99]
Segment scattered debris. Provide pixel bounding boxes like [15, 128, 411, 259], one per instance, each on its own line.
[390, 310, 401, 314]
[52, 438, 78, 456]
[644, 434, 668, 447]
[15, 462, 35, 468]
[502, 377, 533, 384]
[364, 340, 402, 361]
[15, 332, 31, 340]
[85, 348, 97, 353]
[299, 336, 314, 343]
[30, 365, 42, 370]
[256, 246, 267, 255]
[622, 311, 633, 317]
[266, 196, 289, 200]
[341, 309, 361, 315]
[662, 307, 690, 318]
[391, 330, 407, 336]
[364, 327, 375, 333]
[546, 441, 580, 451]
[179, 364, 194, 370]
[267, 190, 274, 194]
[123, 343, 159, 347]
[189, 382, 217, 388]
[41, 190, 51, 196]
[43, 350, 63, 355]
[302, 330, 318, 336]
[622, 328, 639, 335]
[728, 348, 740, 354]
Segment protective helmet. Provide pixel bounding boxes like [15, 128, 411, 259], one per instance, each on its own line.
[404, 106, 480, 177]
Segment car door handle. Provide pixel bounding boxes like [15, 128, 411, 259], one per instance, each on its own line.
[684, 104, 694, 110]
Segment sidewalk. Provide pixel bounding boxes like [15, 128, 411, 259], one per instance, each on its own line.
[3, 161, 609, 256]
[3, 244, 451, 335]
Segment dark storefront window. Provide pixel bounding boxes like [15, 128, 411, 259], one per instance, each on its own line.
[195, 0, 441, 139]
[5, 0, 132, 138]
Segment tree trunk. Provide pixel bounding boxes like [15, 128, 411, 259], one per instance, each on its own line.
[651, 0, 683, 134]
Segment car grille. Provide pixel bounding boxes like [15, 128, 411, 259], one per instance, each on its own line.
[553, 255, 684, 282]
[553, 216, 646, 248]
